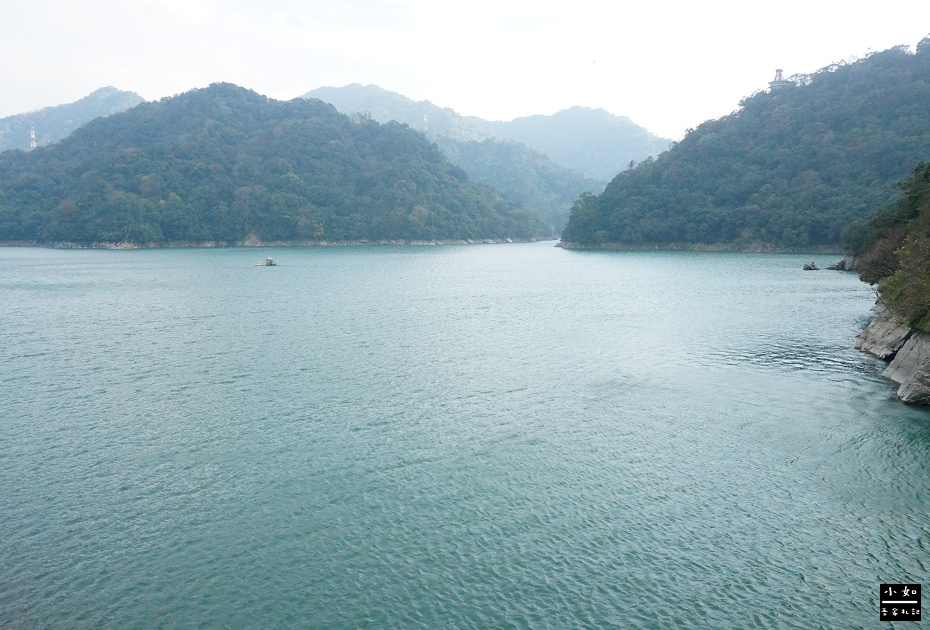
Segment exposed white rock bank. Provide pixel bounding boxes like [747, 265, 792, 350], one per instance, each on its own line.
[857, 303, 930, 404]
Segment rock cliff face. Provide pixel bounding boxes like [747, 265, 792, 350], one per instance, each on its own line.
[857, 304, 930, 404]
[856, 306, 913, 360]
[883, 336, 930, 404]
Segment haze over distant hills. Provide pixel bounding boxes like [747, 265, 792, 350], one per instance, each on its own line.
[306, 84, 484, 142]
[426, 135, 600, 232]
[0, 83, 546, 245]
[0, 87, 144, 153]
[466, 107, 674, 181]
[304, 84, 671, 180]
[561, 38, 930, 250]
[305, 84, 656, 230]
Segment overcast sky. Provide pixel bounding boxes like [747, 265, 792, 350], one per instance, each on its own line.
[2, 0, 928, 139]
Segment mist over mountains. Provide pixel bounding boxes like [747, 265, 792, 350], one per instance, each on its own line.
[304, 85, 673, 230]
[303, 84, 671, 180]
[0, 87, 143, 153]
[305, 84, 484, 142]
[466, 107, 673, 181]
[427, 135, 599, 232]
[6, 34, 929, 252]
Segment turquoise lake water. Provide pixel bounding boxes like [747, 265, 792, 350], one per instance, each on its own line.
[0, 242, 927, 628]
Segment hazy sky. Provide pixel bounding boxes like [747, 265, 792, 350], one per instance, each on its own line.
[2, 0, 928, 139]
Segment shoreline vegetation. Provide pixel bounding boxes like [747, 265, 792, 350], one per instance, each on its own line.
[556, 241, 842, 254]
[0, 236, 554, 249]
[851, 163, 930, 404]
[1, 238, 842, 253]
[2, 238, 845, 254]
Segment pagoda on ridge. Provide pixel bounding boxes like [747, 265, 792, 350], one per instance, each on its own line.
[769, 69, 793, 91]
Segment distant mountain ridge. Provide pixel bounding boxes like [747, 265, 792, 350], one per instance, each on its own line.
[302, 84, 630, 230]
[0, 83, 546, 245]
[466, 107, 673, 181]
[430, 136, 601, 231]
[302, 84, 671, 180]
[305, 84, 484, 142]
[0, 87, 144, 152]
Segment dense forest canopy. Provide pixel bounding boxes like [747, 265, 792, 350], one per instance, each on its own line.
[561, 38, 930, 249]
[431, 136, 602, 232]
[0, 83, 547, 245]
[304, 84, 606, 232]
[0, 87, 144, 152]
[855, 162, 930, 331]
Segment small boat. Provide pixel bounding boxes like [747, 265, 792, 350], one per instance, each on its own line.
[255, 257, 277, 267]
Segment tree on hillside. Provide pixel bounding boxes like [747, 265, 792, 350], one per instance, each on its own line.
[561, 37, 930, 249]
[0, 84, 547, 245]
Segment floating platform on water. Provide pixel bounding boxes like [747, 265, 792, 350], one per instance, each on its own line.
[255, 257, 277, 267]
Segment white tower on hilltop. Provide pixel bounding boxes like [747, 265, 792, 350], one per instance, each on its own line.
[769, 69, 793, 91]
[30, 127, 37, 149]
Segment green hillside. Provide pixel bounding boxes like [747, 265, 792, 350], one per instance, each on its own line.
[561, 38, 930, 249]
[0, 84, 546, 245]
[431, 137, 602, 232]
[0, 87, 144, 152]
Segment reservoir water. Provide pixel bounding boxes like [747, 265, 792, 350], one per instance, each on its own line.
[0, 242, 927, 628]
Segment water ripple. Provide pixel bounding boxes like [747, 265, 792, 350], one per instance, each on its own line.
[0, 245, 926, 628]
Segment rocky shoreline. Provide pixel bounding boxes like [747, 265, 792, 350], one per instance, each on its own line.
[857, 303, 930, 404]
[1, 236, 555, 249]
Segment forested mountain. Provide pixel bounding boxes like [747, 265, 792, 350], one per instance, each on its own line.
[0, 83, 546, 245]
[0, 87, 144, 152]
[303, 84, 606, 231]
[561, 38, 930, 249]
[432, 136, 600, 231]
[467, 107, 673, 181]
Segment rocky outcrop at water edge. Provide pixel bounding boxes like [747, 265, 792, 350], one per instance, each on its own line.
[882, 335, 930, 404]
[827, 254, 858, 271]
[856, 303, 930, 404]
[856, 305, 913, 361]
